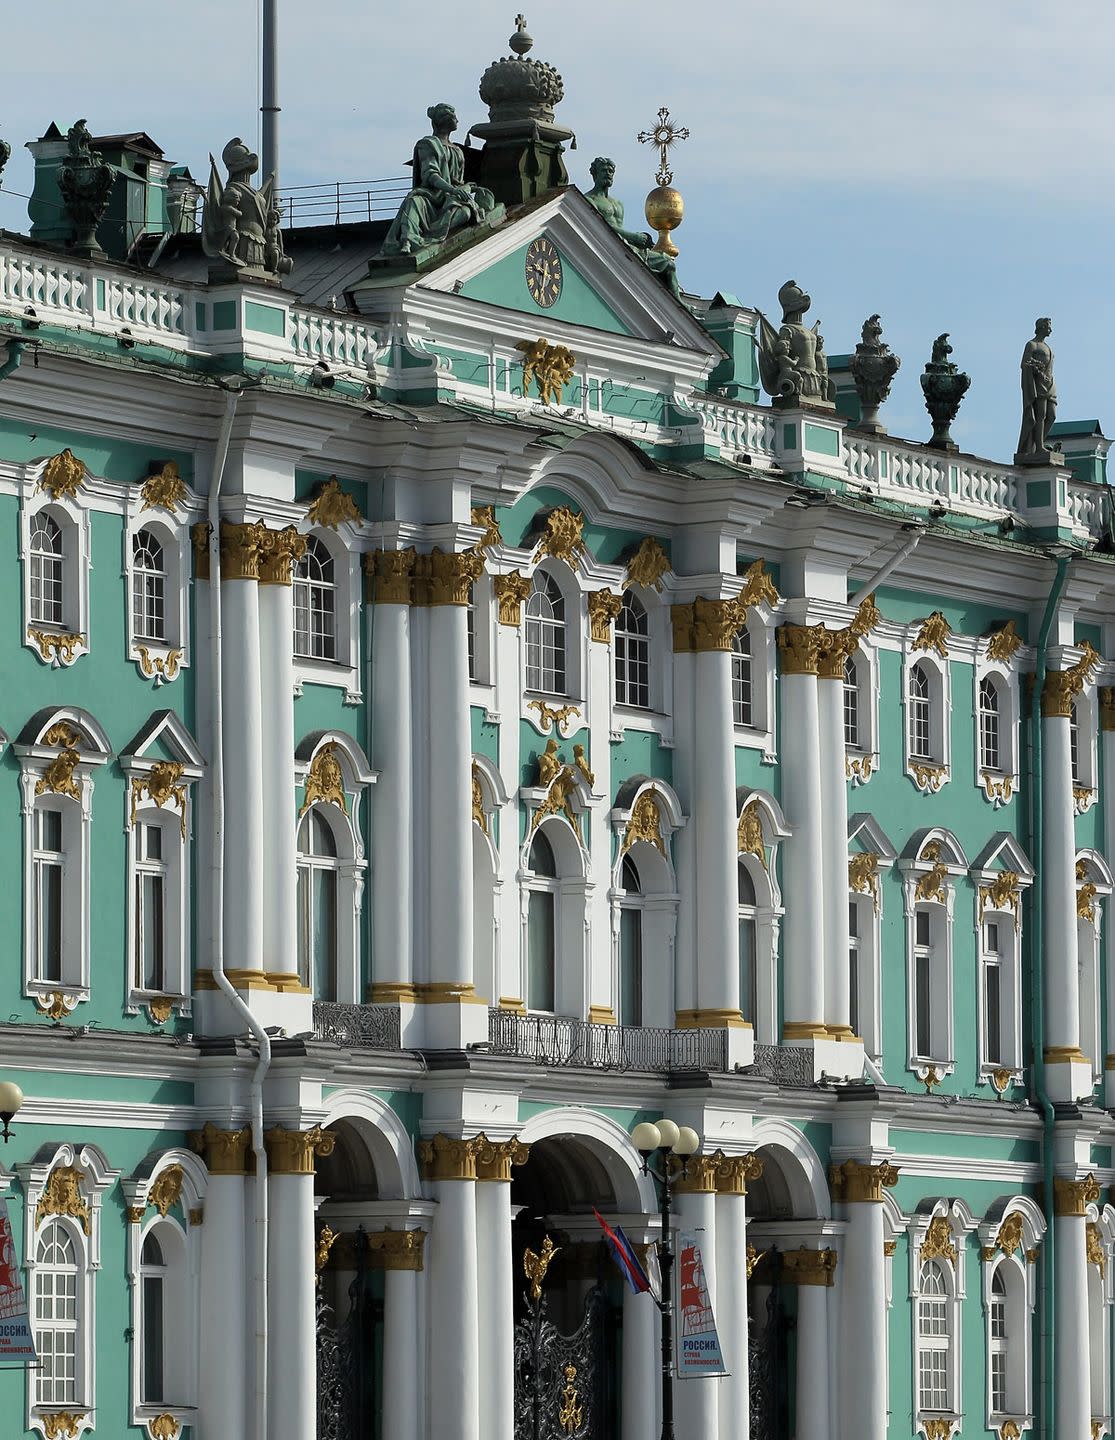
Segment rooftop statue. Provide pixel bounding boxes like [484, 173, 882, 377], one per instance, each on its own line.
[0, 135, 10, 186]
[381, 103, 499, 259]
[1015, 317, 1058, 465]
[583, 157, 681, 301]
[756, 280, 836, 408]
[849, 314, 900, 435]
[58, 120, 113, 257]
[920, 332, 971, 452]
[202, 137, 292, 283]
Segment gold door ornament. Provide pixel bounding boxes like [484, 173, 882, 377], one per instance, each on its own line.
[558, 1365, 583, 1435]
[523, 1234, 559, 1301]
[141, 460, 188, 515]
[621, 789, 666, 858]
[308, 476, 363, 529]
[40, 448, 86, 500]
[517, 338, 576, 407]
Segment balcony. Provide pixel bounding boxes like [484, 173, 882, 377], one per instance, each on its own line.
[312, 1001, 402, 1050]
[486, 1008, 729, 1074]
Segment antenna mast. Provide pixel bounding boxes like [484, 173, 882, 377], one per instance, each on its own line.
[261, 0, 280, 188]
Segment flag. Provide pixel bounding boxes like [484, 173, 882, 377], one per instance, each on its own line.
[592, 1208, 651, 1296]
[676, 1231, 727, 1377]
[0, 1199, 35, 1365]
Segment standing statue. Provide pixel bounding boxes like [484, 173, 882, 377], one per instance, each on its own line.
[920, 333, 971, 452]
[0, 136, 10, 187]
[202, 137, 292, 282]
[849, 314, 901, 434]
[756, 280, 836, 407]
[381, 103, 499, 259]
[58, 120, 113, 257]
[583, 157, 681, 300]
[1015, 317, 1058, 464]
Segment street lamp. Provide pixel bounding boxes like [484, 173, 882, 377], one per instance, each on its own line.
[632, 1118, 700, 1440]
[0, 1082, 23, 1143]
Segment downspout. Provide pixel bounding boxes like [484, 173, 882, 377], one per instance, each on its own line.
[1030, 550, 1071, 1440]
[0, 338, 25, 382]
[847, 521, 924, 601]
[207, 378, 272, 1440]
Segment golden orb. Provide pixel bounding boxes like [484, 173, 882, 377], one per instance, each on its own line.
[644, 184, 684, 258]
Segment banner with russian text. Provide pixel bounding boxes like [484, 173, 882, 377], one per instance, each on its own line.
[0, 1198, 35, 1364]
[676, 1230, 727, 1377]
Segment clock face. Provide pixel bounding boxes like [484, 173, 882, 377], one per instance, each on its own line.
[525, 237, 563, 309]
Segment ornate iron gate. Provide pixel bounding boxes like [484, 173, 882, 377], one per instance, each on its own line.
[514, 1238, 608, 1440]
[748, 1251, 792, 1440]
[316, 1229, 378, 1440]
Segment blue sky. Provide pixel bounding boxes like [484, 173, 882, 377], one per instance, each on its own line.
[1, 0, 1110, 462]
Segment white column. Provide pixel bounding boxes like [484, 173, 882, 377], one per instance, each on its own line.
[425, 557, 484, 1046]
[675, 1178, 719, 1440]
[1104, 708, 1115, 1105]
[369, 554, 414, 1006]
[793, 1261, 832, 1440]
[1054, 1190, 1091, 1440]
[671, 644, 698, 1023]
[818, 666, 851, 1037]
[382, 1262, 422, 1440]
[476, 1162, 516, 1440]
[265, 1130, 322, 1440]
[424, 1141, 481, 1440]
[258, 548, 298, 982]
[197, 1163, 248, 1439]
[691, 625, 739, 1025]
[585, 605, 613, 1022]
[622, 1275, 659, 1440]
[778, 632, 826, 1038]
[219, 535, 265, 982]
[837, 1170, 888, 1440]
[715, 1189, 749, 1440]
[1042, 703, 1082, 1083]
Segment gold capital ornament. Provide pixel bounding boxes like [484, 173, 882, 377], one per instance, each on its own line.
[829, 1159, 899, 1204]
[1042, 640, 1102, 718]
[712, 1151, 763, 1196]
[495, 571, 533, 625]
[218, 520, 269, 581]
[366, 547, 417, 605]
[587, 589, 624, 642]
[259, 524, 308, 585]
[475, 1135, 531, 1182]
[422, 547, 485, 606]
[778, 623, 826, 675]
[1054, 1173, 1101, 1217]
[264, 1124, 336, 1175]
[188, 1121, 252, 1176]
[1100, 686, 1115, 731]
[417, 1133, 484, 1182]
[782, 1247, 837, 1286]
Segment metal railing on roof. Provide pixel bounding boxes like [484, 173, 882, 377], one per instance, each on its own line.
[275, 177, 410, 228]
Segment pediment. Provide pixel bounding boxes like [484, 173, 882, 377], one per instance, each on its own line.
[119, 709, 205, 770]
[356, 188, 720, 358]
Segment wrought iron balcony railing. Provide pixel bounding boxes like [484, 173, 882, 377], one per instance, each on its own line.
[313, 1001, 402, 1050]
[486, 1008, 729, 1074]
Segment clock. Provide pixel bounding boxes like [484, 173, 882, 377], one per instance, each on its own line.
[525, 237, 563, 309]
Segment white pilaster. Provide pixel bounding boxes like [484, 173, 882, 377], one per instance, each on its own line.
[838, 1196, 887, 1440]
[1054, 1206, 1091, 1440]
[691, 645, 739, 1025]
[672, 647, 698, 1023]
[780, 663, 826, 1039]
[795, 1276, 832, 1440]
[369, 597, 414, 1007]
[197, 1174, 247, 1440]
[586, 623, 613, 1021]
[674, 1185, 719, 1440]
[220, 575, 265, 981]
[1042, 710, 1089, 1101]
[476, 1176, 515, 1440]
[266, 1171, 316, 1440]
[382, 1264, 422, 1440]
[258, 576, 297, 980]
[427, 1178, 481, 1440]
[818, 672, 850, 1036]
[715, 1191, 749, 1440]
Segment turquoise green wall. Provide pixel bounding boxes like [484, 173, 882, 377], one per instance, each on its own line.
[459, 241, 632, 336]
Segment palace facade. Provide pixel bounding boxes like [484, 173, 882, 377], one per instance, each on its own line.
[0, 25, 1113, 1440]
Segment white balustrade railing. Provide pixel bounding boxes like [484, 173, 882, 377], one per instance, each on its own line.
[1068, 481, 1109, 538]
[289, 309, 377, 369]
[101, 276, 187, 335]
[0, 250, 90, 319]
[694, 396, 778, 462]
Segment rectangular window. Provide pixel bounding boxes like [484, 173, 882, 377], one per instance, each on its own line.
[34, 807, 65, 985]
[466, 587, 476, 682]
[35, 1269, 78, 1405]
[910, 698, 932, 759]
[132, 570, 166, 642]
[135, 821, 168, 993]
[527, 890, 556, 1012]
[843, 662, 860, 748]
[731, 636, 753, 728]
[848, 900, 860, 1039]
[615, 634, 650, 709]
[142, 1273, 164, 1403]
[619, 907, 642, 1026]
[984, 920, 1002, 1067]
[914, 908, 933, 1059]
[980, 702, 1000, 772]
[31, 552, 65, 627]
[739, 915, 756, 1026]
[917, 1345, 949, 1412]
[297, 864, 338, 1001]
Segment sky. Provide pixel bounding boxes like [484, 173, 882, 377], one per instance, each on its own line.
[1, 0, 1112, 461]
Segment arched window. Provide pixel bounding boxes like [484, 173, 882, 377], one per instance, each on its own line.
[917, 1260, 952, 1414]
[132, 528, 166, 642]
[34, 1221, 81, 1406]
[731, 628, 753, 728]
[29, 512, 65, 627]
[140, 1230, 167, 1404]
[909, 661, 933, 760]
[979, 675, 1001, 773]
[1070, 699, 1081, 785]
[525, 829, 557, 1012]
[525, 572, 566, 695]
[989, 1267, 1008, 1415]
[618, 854, 643, 1026]
[293, 536, 336, 661]
[844, 655, 861, 749]
[912, 904, 943, 1061]
[614, 594, 650, 709]
[32, 803, 66, 986]
[297, 808, 339, 999]
[738, 861, 757, 1026]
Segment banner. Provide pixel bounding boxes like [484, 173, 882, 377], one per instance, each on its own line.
[676, 1231, 727, 1377]
[0, 1198, 35, 1364]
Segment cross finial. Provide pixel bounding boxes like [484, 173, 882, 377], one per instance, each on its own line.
[637, 106, 690, 187]
[515, 11, 526, 27]
[510, 13, 533, 55]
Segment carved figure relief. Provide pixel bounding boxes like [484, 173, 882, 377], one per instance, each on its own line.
[623, 537, 671, 592]
[517, 338, 576, 407]
[737, 801, 767, 870]
[913, 611, 951, 658]
[40, 448, 86, 501]
[141, 461, 187, 515]
[203, 137, 291, 280]
[299, 742, 348, 817]
[532, 505, 586, 565]
[36, 747, 81, 802]
[37, 1165, 89, 1233]
[308, 477, 362, 529]
[622, 789, 666, 858]
[848, 851, 881, 914]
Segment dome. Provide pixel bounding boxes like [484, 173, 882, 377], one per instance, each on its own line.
[478, 16, 565, 125]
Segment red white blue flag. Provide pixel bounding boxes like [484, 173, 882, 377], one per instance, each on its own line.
[593, 1208, 652, 1296]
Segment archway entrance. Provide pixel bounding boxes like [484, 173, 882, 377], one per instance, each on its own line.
[510, 1135, 630, 1440]
[314, 1120, 386, 1440]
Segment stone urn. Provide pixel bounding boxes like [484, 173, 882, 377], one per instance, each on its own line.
[920, 333, 971, 452]
[849, 315, 900, 435]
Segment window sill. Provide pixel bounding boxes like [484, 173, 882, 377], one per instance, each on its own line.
[611, 706, 674, 746]
[294, 657, 361, 705]
[130, 641, 187, 686]
[906, 759, 950, 794]
[524, 695, 586, 739]
[733, 726, 776, 763]
[845, 749, 876, 786]
[910, 1058, 954, 1087]
[977, 769, 1017, 808]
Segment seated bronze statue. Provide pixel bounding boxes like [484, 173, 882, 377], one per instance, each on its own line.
[382, 103, 498, 258]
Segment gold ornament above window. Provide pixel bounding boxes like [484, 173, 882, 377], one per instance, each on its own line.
[978, 870, 1020, 921]
[622, 789, 666, 858]
[141, 460, 188, 516]
[737, 801, 768, 870]
[470, 505, 502, 552]
[623, 537, 671, 593]
[37, 1165, 89, 1233]
[532, 505, 586, 565]
[300, 741, 348, 817]
[920, 1216, 958, 1267]
[985, 619, 1023, 663]
[39, 448, 86, 501]
[913, 610, 951, 657]
[308, 476, 363, 530]
[848, 851, 880, 914]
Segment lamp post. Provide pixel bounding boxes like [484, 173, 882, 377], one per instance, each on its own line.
[632, 1118, 700, 1440]
[0, 1081, 23, 1142]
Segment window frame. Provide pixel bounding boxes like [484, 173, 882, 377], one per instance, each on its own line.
[124, 514, 189, 685]
[297, 806, 342, 1001]
[1070, 687, 1099, 813]
[613, 591, 651, 711]
[292, 526, 361, 703]
[843, 641, 880, 785]
[908, 1204, 971, 1437]
[730, 609, 778, 761]
[517, 811, 590, 1021]
[21, 493, 90, 668]
[972, 654, 1020, 808]
[848, 890, 882, 1063]
[293, 534, 338, 663]
[524, 568, 570, 699]
[904, 650, 951, 793]
[901, 833, 967, 1082]
[977, 904, 1022, 1081]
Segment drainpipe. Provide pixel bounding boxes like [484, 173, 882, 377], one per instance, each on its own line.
[847, 522, 924, 601]
[207, 378, 272, 1440]
[1030, 550, 1071, 1440]
[0, 338, 25, 382]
